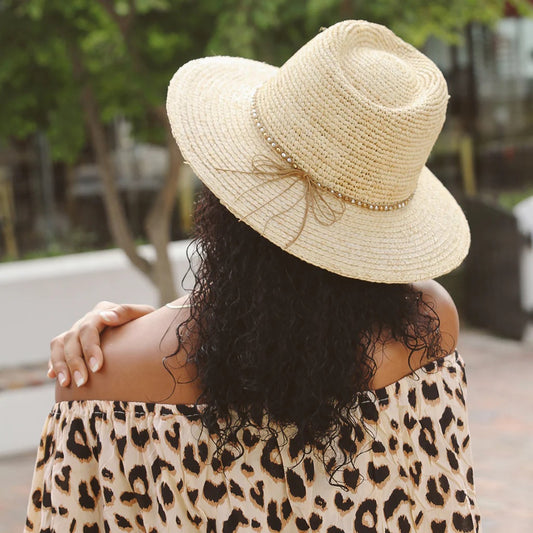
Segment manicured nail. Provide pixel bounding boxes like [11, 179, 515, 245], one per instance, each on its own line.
[58, 372, 67, 386]
[89, 357, 99, 372]
[100, 311, 118, 322]
[74, 371, 85, 387]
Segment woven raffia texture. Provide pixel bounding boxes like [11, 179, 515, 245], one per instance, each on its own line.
[256, 22, 449, 206]
[166, 20, 470, 283]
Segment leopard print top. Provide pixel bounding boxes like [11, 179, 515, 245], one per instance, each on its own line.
[25, 351, 481, 532]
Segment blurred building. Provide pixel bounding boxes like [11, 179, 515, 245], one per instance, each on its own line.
[424, 17, 533, 194]
[0, 119, 194, 259]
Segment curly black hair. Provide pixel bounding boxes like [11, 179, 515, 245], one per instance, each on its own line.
[168, 185, 445, 488]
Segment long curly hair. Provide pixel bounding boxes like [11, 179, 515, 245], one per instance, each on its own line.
[169, 185, 444, 487]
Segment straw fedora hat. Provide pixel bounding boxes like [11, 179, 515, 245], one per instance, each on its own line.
[166, 20, 470, 283]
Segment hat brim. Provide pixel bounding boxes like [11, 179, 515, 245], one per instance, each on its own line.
[167, 56, 470, 283]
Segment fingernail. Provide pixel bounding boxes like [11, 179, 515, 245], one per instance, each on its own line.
[100, 311, 118, 322]
[58, 372, 67, 386]
[74, 371, 85, 387]
[89, 357, 99, 372]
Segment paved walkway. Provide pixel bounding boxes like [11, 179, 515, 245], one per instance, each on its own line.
[1, 329, 531, 532]
[457, 330, 533, 532]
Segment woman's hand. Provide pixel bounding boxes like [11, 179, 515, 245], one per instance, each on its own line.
[49, 301, 155, 387]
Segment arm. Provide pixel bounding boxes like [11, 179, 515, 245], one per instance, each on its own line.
[49, 301, 155, 387]
[49, 297, 189, 387]
[55, 299, 202, 404]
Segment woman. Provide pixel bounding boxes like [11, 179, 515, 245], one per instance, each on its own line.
[27, 20, 479, 532]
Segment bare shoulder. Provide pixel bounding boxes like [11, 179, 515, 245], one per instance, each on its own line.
[412, 279, 460, 354]
[55, 297, 202, 404]
[369, 280, 460, 389]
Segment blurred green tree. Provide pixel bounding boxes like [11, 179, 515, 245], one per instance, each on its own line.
[0, 0, 220, 302]
[0, 0, 530, 301]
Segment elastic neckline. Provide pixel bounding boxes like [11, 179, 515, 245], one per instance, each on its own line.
[367, 350, 459, 399]
[52, 351, 460, 413]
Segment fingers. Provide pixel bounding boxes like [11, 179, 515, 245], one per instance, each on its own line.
[78, 322, 105, 374]
[63, 330, 88, 387]
[75, 304, 154, 378]
[99, 304, 156, 326]
[49, 302, 155, 387]
[47, 362, 56, 379]
[49, 334, 71, 387]
[49, 315, 86, 386]
[49, 313, 105, 387]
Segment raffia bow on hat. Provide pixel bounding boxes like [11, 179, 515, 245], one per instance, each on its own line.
[166, 20, 470, 283]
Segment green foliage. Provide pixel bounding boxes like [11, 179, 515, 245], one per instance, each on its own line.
[206, 0, 533, 63]
[499, 188, 533, 210]
[0, 0, 530, 163]
[0, 0, 217, 157]
[0, 227, 102, 263]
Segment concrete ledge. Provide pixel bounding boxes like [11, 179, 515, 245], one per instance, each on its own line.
[0, 241, 193, 457]
[0, 383, 54, 456]
[0, 241, 192, 368]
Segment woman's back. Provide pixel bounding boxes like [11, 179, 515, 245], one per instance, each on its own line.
[26, 280, 482, 532]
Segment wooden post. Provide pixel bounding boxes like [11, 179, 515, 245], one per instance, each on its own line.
[0, 167, 19, 259]
[460, 135, 477, 196]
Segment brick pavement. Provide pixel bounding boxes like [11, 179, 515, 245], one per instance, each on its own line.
[1, 329, 531, 532]
[0, 362, 48, 393]
[457, 330, 533, 532]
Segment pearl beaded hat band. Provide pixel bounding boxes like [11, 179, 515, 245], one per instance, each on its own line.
[250, 94, 413, 212]
[166, 20, 470, 283]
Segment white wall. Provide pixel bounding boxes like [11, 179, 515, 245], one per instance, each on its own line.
[0, 241, 191, 457]
[0, 241, 192, 368]
[0, 384, 55, 456]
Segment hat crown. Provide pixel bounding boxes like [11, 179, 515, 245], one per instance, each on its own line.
[255, 20, 449, 205]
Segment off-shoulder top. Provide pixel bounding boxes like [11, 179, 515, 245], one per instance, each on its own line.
[25, 351, 481, 532]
